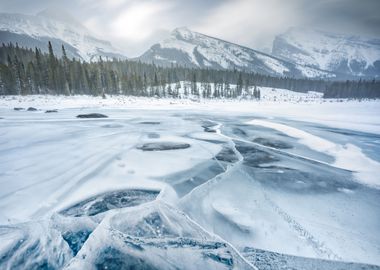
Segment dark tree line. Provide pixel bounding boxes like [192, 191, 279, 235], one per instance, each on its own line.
[0, 42, 378, 99]
[324, 80, 380, 99]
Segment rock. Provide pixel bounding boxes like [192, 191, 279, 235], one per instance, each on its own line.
[14, 107, 24, 111]
[45, 109, 58, 113]
[27, 107, 38, 111]
[139, 121, 160, 125]
[137, 142, 190, 151]
[76, 113, 108, 118]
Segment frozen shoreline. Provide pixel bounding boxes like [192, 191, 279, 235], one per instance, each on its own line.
[1, 94, 380, 134]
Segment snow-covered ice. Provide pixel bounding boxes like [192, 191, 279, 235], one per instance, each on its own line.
[0, 95, 379, 269]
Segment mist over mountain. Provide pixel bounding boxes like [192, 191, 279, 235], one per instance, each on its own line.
[0, 9, 125, 61]
[273, 28, 380, 78]
[1, 10, 379, 79]
[137, 27, 334, 79]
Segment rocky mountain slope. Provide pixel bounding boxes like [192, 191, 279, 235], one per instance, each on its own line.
[272, 28, 380, 78]
[138, 27, 334, 78]
[0, 9, 125, 62]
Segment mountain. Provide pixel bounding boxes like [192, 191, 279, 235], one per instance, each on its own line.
[138, 27, 334, 79]
[272, 28, 380, 79]
[0, 9, 125, 62]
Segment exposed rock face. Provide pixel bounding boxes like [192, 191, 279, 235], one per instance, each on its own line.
[76, 113, 108, 118]
[138, 27, 334, 79]
[272, 27, 380, 79]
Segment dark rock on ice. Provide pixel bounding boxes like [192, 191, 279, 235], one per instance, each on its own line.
[139, 121, 160, 125]
[76, 113, 108, 118]
[137, 142, 190, 151]
[14, 107, 24, 111]
[27, 107, 38, 111]
[45, 109, 58, 113]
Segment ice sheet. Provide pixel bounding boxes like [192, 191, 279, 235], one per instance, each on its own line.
[0, 97, 379, 269]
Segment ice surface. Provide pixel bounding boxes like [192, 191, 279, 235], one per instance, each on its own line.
[65, 202, 254, 270]
[59, 189, 159, 217]
[0, 96, 379, 269]
[242, 247, 380, 270]
[247, 119, 380, 189]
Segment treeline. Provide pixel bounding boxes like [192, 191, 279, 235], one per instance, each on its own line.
[0, 42, 378, 99]
[324, 80, 380, 99]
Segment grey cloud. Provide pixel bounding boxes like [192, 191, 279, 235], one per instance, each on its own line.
[0, 0, 379, 57]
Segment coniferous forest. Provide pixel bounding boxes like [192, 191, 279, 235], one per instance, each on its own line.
[0, 42, 379, 99]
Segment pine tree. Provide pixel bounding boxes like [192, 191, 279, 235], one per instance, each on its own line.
[47, 41, 57, 91]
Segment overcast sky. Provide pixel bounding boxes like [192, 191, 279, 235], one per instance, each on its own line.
[1, 0, 380, 57]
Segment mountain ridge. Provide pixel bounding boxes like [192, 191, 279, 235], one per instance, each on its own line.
[137, 27, 335, 79]
[272, 27, 380, 78]
[0, 10, 125, 62]
[1, 10, 379, 79]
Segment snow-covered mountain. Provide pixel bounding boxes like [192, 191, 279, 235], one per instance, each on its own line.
[0, 9, 125, 62]
[272, 28, 380, 78]
[138, 27, 334, 78]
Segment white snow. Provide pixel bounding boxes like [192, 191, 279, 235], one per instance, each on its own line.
[153, 27, 332, 78]
[1, 90, 379, 134]
[0, 12, 123, 62]
[274, 28, 380, 75]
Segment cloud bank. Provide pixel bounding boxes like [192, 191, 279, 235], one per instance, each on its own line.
[1, 0, 379, 57]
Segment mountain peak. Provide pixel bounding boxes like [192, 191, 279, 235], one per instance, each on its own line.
[0, 11, 125, 62]
[273, 27, 380, 78]
[139, 27, 334, 78]
[171, 27, 196, 40]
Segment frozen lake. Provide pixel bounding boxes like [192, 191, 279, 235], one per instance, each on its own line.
[0, 98, 380, 269]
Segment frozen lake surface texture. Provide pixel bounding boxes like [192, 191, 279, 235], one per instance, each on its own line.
[0, 96, 380, 270]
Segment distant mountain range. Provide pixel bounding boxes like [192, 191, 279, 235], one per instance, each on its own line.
[272, 27, 380, 79]
[0, 9, 125, 62]
[137, 27, 334, 79]
[1, 10, 379, 79]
